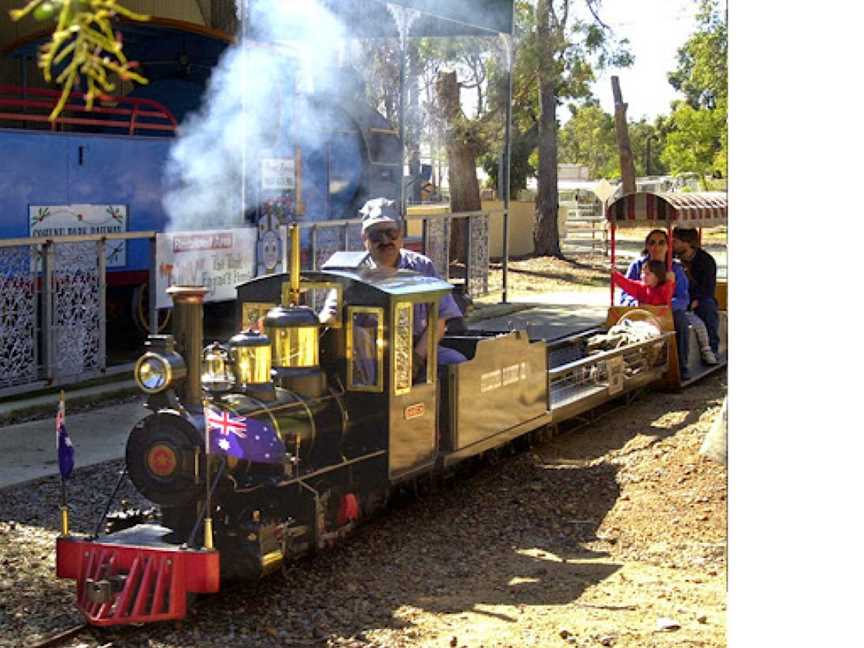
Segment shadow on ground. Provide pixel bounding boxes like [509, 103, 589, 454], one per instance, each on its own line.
[541, 374, 724, 466]
[21, 457, 624, 647]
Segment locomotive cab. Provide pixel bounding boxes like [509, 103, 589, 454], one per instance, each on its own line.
[236, 256, 454, 482]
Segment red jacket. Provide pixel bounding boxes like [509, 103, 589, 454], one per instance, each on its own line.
[612, 271, 674, 306]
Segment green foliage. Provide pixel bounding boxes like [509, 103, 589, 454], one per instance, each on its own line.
[667, 0, 727, 109]
[558, 103, 617, 177]
[661, 0, 727, 183]
[660, 97, 727, 181]
[9, 0, 149, 120]
[557, 107, 666, 179]
[480, 127, 538, 195]
[481, 1, 632, 194]
[629, 118, 668, 176]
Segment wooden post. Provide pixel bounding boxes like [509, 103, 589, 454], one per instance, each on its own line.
[611, 76, 636, 195]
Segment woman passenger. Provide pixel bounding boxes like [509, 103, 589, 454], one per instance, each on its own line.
[618, 229, 692, 380]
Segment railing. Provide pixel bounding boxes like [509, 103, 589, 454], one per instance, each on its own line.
[291, 208, 502, 300]
[0, 209, 498, 397]
[0, 85, 177, 135]
[560, 199, 608, 258]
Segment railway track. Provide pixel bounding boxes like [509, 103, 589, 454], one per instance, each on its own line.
[28, 623, 87, 648]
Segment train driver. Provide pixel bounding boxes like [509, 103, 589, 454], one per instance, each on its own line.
[319, 197, 466, 368]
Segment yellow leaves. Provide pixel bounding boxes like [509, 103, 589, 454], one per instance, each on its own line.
[9, 0, 150, 121]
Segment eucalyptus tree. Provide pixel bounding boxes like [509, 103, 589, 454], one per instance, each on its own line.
[661, 0, 728, 185]
[523, 0, 631, 256]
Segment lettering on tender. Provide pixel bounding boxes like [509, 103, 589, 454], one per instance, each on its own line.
[480, 369, 502, 393]
[502, 364, 520, 385]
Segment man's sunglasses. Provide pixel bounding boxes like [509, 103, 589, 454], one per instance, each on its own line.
[367, 227, 401, 243]
[647, 238, 667, 246]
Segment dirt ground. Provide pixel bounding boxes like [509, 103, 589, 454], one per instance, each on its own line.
[352, 372, 728, 648]
[485, 256, 610, 295]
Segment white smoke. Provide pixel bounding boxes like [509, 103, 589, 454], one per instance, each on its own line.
[161, 0, 508, 233]
[162, 0, 348, 232]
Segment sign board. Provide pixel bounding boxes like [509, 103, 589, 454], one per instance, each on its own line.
[155, 228, 257, 309]
[29, 204, 128, 267]
[261, 158, 296, 190]
[606, 356, 625, 395]
[593, 179, 615, 204]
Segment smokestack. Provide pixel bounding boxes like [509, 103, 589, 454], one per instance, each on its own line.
[167, 285, 208, 405]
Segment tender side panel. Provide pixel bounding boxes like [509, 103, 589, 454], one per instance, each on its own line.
[441, 331, 548, 462]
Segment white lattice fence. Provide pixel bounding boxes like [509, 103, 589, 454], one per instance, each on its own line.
[0, 245, 39, 389]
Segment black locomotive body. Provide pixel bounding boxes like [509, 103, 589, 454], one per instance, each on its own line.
[55, 245, 677, 626]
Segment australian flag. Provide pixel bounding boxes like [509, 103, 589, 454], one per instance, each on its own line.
[205, 407, 286, 465]
[56, 393, 74, 480]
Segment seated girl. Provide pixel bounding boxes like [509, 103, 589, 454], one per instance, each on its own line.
[613, 260, 717, 365]
[611, 259, 675, 307]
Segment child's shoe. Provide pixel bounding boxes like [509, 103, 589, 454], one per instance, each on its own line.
[701, 346, 718, 365]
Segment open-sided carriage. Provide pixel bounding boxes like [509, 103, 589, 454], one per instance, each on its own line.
[605, 191, 728, 388]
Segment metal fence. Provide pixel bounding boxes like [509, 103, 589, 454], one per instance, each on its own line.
[298, 208, 497, 299]
[0, 232, 156, 398]
[559, 198, 608, 258]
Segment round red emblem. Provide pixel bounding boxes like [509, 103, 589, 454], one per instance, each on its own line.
[147, 444, 177, 478]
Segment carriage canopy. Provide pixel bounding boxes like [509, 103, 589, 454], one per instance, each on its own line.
[606, 192, 727, 229]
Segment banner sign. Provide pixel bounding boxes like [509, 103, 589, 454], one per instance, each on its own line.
[155, 228, 257, 309]
[261, 157, 296, 190]
[29, 204, 128, 267]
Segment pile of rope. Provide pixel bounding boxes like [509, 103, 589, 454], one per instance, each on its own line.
[586, 318, 662, 354]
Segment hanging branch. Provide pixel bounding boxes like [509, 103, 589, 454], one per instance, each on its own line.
[9, 0, 150, 121]
[584, 0, 611, 31]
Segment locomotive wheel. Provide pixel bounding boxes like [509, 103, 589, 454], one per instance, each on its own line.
[126, 414, 203, 507]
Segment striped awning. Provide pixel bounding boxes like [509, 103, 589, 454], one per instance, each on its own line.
[606, 192, 727, 228]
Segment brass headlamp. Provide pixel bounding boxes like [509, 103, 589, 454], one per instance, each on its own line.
[134, 335, 186, 394]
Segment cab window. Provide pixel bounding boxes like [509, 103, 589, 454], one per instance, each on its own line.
[346, 306, 383, 391]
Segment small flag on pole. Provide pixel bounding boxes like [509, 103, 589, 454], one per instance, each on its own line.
[56, 391, 74, 480]
[205, 406, 286, 464]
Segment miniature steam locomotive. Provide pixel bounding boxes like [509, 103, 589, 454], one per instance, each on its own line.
[55, 229, 678, 627]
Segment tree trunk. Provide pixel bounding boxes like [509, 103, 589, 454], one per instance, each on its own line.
[406, 43, 424, 204]
[534, 0, 561, 258]
[612, 76, 637, 194]
[436, 71, 481, 264]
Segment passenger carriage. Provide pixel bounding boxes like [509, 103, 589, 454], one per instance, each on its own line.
[605, 191, 728, 387]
